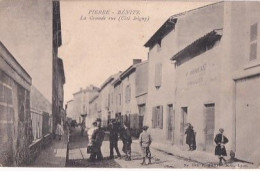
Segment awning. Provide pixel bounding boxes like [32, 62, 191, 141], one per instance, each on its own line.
[144, 18, 177, 48]
[171, 29, 223, 61]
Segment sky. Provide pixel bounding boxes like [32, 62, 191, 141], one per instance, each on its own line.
[59, 1, 215, 103]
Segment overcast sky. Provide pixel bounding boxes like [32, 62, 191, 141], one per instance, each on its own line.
[59, 1, 215, 103]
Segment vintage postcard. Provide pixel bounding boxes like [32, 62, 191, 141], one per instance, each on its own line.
[0, 0, 259, 168]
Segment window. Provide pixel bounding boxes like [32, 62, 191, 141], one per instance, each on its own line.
[152, 106, 163, 129]
[154, 63, 162, 88]
[118, 94, 121, 105]
[125, 85, 131, 103]
[250, 23, 258, 61]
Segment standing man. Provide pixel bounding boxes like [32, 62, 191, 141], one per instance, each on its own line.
[139, 126, 152, 165]
[109, 119, 121, 159]
[214, 128, 229, 166]
[121, 122, 132, 161]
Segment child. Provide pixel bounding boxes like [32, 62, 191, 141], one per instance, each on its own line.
[214, 128, 229, 166]
[139, 126, 152, 165]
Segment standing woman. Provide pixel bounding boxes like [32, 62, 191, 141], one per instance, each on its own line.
[185, 123, 196, 151]
[56, 122, 64, 140]
[214, 128, 229, 166]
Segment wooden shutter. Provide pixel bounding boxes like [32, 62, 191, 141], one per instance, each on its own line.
[154, 63, 162, 88]
[159, 106, 163, 129]
[152, 107, 156, 128]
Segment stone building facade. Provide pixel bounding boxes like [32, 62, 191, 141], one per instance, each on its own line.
[0, 42, 33, 166]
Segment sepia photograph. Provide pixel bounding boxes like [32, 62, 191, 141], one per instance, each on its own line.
[0, 0, 260, 168]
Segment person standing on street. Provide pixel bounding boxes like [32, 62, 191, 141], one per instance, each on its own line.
[89, 119, 105, 161]
[109, 119, 121, 159]
[139, 126, 152, 165]
[185, 123, 196, 151]
[121, 122, 132, 161]
[214, 128, 229, 166]
[55, 122, 64, 140]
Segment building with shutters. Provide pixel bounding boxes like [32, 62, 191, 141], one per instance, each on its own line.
[144, 1, 260, 164]
[72, 85, 99, 125]
[89, 94, 101, 128]
[112, 60, 147, 135]
[98, 72, 121, 127]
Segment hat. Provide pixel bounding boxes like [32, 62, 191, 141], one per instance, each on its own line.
[219, 128, 224, 133]
[142, 126, 149, 130]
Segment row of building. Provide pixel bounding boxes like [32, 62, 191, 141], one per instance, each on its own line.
[66, 2, 260, 164]
[0, 1, 65, 166]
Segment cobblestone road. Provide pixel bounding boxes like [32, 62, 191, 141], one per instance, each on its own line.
[66, 127, 219, 168]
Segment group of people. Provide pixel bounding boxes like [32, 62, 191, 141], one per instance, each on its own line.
[87, 118, 153, 165]
[185, 123, 230, 166]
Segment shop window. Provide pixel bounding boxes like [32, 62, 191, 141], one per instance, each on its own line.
[155, 63, 162, 88]
[152, 105, 163, 129]
[250, 23, 258, 61]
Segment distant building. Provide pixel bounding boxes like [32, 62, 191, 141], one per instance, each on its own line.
[53, 1, 66, 132]
[112, 59, 148, 135]
[0, 42, 32, 166]
[89, 94, 101, 127]
[72, 85, 99, 125]
[99, 72, 121, 127]
[66, 99, 74, 120]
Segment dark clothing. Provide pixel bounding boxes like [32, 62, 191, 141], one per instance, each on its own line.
[185, 126, 196, 150]
[90, 127, 105, 161]
[109, 124, 121, 157]
[121, 127, 132, 159]
[214, 133, 228, 156]
[121, 127, 132, 144]
[122, 141, 131, 159]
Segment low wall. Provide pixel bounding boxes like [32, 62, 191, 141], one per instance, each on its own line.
[28, 133, 53, 164]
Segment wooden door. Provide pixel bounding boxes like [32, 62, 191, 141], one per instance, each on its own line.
[180, 107, 188, 145]
[204, 103, 215, 151]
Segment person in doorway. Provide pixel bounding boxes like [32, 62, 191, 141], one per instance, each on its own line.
[214, 128, 229, 166]
[185, 123, 196, 151]
[139, 126, 152, 165]
[109, 119, 121, 159]
[89, 119, 105, 162]
[121, 122, 132, 161]
[55, 122, 64, 140]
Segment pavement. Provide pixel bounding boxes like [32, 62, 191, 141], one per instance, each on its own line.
[29, 130, 69, 167]
[66, 127, 257, 168]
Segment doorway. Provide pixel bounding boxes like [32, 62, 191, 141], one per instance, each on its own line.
[167, 104, 175, 142]
[204, 103, 215, 151]
[180, 107, 188, 145]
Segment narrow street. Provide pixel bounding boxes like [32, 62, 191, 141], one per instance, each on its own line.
[66, 127, 217, 168]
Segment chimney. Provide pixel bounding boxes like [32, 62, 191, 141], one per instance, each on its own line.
[133, 59, 142, 65]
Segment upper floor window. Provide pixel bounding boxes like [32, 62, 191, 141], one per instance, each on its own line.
[154, 63, 162, 89]
[125, 85, 131, 103]
[250, 23, 258, 61]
